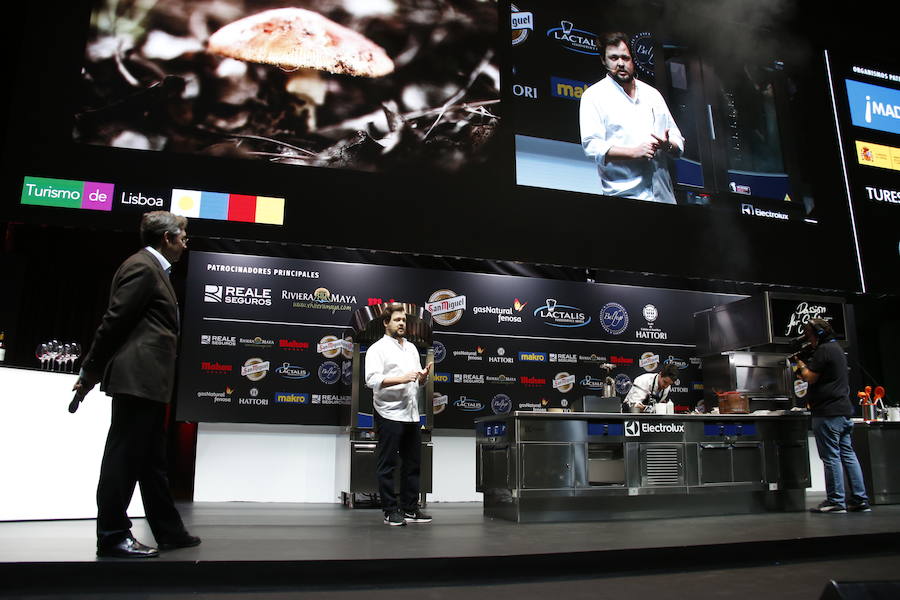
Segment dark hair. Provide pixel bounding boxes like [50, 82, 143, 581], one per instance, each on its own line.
[804, 318, 835, 341]
[601, 32, 632, 57]
[381, 302, 406, 324]
[660, 363, 680, 380]
[140, 211, 187, 247]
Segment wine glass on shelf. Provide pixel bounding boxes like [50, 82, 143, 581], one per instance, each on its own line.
[35, 343, 48, 370]
[70, 342, 82, 373]
[47, 340, 60, 372]
[60, 343, 71, 372]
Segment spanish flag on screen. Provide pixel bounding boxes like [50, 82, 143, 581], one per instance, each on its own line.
[171, 189, 284, 225]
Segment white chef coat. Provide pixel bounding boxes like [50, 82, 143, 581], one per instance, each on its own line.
[579, 75, 684, 204]
[365, 334, 423, 423]
[624, 372, 671, 408]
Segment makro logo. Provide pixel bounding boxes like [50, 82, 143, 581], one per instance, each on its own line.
[846, 79, 900, 135]
[511, 4, 533, 46]
[518, 351, 547, 362]
[275, 393, 309, 404]
[551, 76, 588, 100]
[546, 20, 598, 55]
[204, 285, 273, 305]
[534, 298, 591, 328]
[21, 177, 114, 211]
[740, 203, 789, 220]
[434, 372, 452, 384]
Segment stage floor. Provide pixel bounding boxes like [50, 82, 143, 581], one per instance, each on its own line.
[3, 496, 900, 595]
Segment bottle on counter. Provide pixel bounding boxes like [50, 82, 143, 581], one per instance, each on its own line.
[0, 331, 5, 362]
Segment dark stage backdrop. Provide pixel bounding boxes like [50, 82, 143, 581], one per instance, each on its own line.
[177, 250, 743, 428]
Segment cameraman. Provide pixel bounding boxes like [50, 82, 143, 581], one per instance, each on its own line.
[796, 318, 870, 513]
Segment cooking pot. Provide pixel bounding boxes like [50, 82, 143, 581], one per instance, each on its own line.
[715, 390, 749, 414]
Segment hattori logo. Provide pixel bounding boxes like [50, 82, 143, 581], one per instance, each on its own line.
[636, 304, 667, 340]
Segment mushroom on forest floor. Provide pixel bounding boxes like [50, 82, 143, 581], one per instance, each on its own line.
[207, 7, 394, 131]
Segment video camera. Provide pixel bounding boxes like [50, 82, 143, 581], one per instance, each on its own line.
[788, 334, 814, 363]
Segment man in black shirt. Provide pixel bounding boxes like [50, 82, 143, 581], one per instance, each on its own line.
[796, 318, 870, 513]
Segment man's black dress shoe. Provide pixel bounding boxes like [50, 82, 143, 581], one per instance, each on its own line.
[96, 535, 159, 558]
[157, 534, 202, 550]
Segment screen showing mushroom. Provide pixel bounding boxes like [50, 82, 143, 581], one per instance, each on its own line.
[75, 1, 499, 173]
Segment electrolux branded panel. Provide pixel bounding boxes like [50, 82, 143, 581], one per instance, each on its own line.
[178, 251, 741, 427]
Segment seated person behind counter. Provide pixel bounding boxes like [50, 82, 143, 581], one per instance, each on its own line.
[623, 364, 679, 412]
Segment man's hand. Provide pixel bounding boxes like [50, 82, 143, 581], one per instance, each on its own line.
[72, 374, 97, 396]
[417, 362, 433, 384]
[631, 139, 660, 159]
[651, 129, 677, 155]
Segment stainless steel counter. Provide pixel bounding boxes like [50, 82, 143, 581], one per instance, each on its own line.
[475, 411, 810, 522]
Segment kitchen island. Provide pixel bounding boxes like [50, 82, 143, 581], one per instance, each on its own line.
[475, 411, 810, 522]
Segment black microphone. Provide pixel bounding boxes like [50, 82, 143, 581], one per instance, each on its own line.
[68, 389, 87, 413]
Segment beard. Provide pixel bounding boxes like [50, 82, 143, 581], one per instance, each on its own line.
[608, 67, 634, 85]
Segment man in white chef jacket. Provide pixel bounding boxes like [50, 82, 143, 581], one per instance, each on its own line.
[365, 303, 433, 526]
[580, 32, 684, 204]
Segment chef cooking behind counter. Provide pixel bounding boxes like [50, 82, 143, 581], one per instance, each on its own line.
[623, 363, 680, 412]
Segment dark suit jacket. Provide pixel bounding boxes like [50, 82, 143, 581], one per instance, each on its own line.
[82, 249, 179, 404]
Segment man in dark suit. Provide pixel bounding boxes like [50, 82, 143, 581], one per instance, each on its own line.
[74, 211, 200, 558]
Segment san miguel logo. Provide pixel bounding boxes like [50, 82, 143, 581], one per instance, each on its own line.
[511, 4, 533, 46]
[426, 289, 466, 326]
[534, 299, 591, 328]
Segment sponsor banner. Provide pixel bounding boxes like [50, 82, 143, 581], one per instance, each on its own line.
[854, 140, 900, 172]
[846, 79, 900, 135]
[177, 251, 739, 426]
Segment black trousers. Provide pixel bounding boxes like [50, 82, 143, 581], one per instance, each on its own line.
[374, 413, 422, 513]
[96, 395, 186, 544]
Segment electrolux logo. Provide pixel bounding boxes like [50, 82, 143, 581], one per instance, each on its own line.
[21, 176, 115, 211]
[624, 421, 686, 436]
[551, 76, 588, 100]
[739, 203, 789, 220]
[846, 79, 900, 135]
